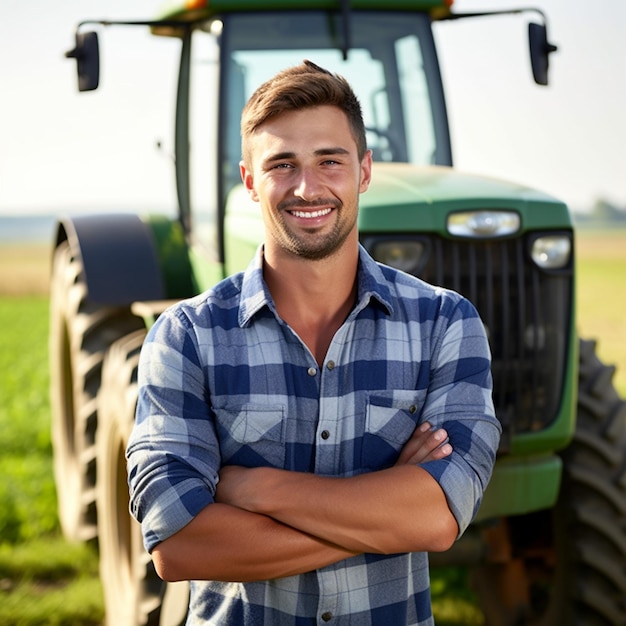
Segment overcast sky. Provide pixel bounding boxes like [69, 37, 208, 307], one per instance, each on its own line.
[1, 0, 624, 215]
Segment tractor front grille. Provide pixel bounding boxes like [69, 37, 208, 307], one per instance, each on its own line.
[365, 233, 574, 448]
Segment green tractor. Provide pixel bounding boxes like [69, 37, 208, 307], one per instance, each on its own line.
[53, 1, 626, 624]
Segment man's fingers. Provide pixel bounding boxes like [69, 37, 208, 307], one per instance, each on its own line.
[395, 423, 452, 465]
[403, 440, 452, 465]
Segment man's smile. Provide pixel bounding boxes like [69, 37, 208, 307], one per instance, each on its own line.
[288, 207, 333, 219]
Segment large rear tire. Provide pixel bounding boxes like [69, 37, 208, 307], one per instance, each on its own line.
[97, 329, 189, 626]
[472, 338, 626, 625]
[50, 241, 144, 542]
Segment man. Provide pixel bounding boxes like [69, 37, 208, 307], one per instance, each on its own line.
[127, 60, 501, 625]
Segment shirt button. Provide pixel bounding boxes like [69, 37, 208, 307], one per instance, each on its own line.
[409, 404, 417, 414]
[321, 612, 333, 622]
[326, 360, 335, 370]
[321, 430, 330, 440]
[307, 367, 317, 377]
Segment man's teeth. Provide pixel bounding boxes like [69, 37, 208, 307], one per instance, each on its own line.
[290, 208, 332, 219]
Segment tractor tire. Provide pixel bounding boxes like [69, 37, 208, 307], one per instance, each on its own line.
[472, 338, 626, 625]
[97, 329, 189, 626]
[50, 241, 144, 542]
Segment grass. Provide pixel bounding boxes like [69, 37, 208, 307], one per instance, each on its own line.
[576, 230, 626, 395]
[0, 576, 103, 626]
[0, 297, 58, 543]
[0, 539, 102, 626]
[0, 287, 105, 623]
[431, 568, 485, 624]
[0, 231, 625, 624]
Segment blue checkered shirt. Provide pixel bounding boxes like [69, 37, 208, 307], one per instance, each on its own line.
[127, 245, 500, 625]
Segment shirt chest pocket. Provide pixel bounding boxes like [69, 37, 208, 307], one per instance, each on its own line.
[361, 390, 427, 471]
[213, 404, 286, 468]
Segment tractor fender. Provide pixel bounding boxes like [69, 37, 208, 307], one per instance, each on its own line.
[54, 213, 165, 306]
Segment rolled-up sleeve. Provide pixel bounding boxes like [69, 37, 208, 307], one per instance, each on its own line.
[126, 307, 220, 553]
[418, 297, 501, 536]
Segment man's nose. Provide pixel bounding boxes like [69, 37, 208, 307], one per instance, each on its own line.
[293, 168, 322, 201]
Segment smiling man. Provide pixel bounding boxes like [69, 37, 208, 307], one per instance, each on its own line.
[246, 106, 364, 263]
[127, 61, 500, 625]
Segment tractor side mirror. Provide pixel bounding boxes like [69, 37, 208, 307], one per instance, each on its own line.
[65, 31, 100, 92]
[528, 22, 557, 86]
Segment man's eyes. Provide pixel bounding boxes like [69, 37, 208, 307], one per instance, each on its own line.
[268, 159, 341, 170]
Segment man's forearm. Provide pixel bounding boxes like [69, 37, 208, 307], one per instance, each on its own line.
[216, 465, 458, 555]
[151, 501, 357, 583]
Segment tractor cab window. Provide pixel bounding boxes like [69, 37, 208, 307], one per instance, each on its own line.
[220, 11, 450, 199]
[188, 27, 220, 260]
[187, 11, 450, 260]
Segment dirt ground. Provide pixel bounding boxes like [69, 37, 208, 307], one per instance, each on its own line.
[0, 244, 51, 296]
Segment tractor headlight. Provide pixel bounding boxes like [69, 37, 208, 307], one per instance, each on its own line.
[370, 239, 427, 274]
[447, 211, 520, 238]
[530, 235, 572, 269]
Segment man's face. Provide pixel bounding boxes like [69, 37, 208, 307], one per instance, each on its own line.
[240, 105, 372, 261]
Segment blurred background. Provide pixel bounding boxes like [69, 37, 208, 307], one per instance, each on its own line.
[0, 1, 624, 623]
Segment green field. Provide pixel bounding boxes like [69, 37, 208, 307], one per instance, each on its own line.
[575, 231, 626, 396]
[0, 231, 624, 624]
[0, 295, 106, 625]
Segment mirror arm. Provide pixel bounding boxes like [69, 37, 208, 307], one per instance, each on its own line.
[65, 18, 192, 53]
[440, 7, 547, 24]
[340, 0, 352, 61]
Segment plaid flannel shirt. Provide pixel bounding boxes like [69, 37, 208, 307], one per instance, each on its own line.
[127, 245, 500, 625]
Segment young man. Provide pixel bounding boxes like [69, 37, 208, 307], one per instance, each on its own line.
[127, 61, 501, 625]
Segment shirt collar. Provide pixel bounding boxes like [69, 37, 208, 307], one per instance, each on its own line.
[238, 244, 394, 328]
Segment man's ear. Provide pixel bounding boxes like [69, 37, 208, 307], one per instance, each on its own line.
[240, 161, 259, 202]
[359, 150, 373, 194]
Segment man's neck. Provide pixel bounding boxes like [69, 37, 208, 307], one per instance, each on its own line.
[263, 241, 359, 365]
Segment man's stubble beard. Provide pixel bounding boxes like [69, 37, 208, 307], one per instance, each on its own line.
[273, 203, 357, 261]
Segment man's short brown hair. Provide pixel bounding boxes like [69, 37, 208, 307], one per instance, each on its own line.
[241, 60, 367, 166]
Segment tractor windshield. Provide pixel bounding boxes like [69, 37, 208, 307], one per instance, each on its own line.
[221, 11, 450, 176]
[187, 10, 451, 255]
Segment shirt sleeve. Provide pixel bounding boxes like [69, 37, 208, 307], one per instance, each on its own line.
[126, 306, 220, 553]
[418, 294, 501, 537]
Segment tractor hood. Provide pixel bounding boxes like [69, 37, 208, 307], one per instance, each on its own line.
[360, 163, 571, 233]
[223, 162, 573, 273]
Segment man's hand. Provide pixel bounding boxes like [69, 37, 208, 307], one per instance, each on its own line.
[395, 421, 452, 466]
